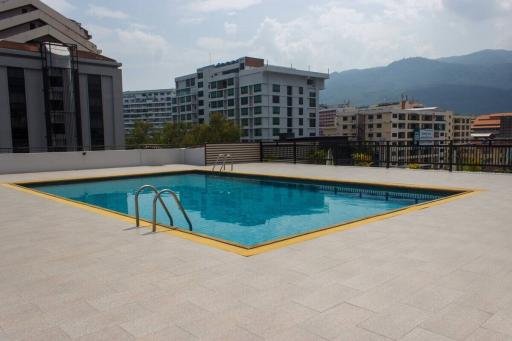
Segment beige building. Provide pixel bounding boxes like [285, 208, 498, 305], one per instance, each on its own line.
[319, 101, 473, 144]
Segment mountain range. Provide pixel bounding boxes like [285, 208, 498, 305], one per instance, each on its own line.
[320, 49, 512, 115]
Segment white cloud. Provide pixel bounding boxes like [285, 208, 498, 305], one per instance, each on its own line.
[188, 0, 261, 12]
[42, 0, 74, 14]
[178, 17, 205, 25]
[195, 0, 512, 73]
[87, 5, 129, 20]
[224, 22, 237, 35]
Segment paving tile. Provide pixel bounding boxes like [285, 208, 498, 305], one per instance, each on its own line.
[399, 328, 455, 341]
[483, 309, 512, 337]
[74, 326, 136, 341]
[331, 326, 392, 340]
[465, 328, 512, 341]
[120, 313, 173, 338]
[293, 283, 362, 312]
[265, 327, 327, 341]
[400, 285, 465, 313]
[15, 327, 71, 341]
[358, 303, 431, 340]
[135, 325, 197, 341]
[302, 303, 374, 339]
[341, 270, 398, 291]
[421, 304, 492, 340]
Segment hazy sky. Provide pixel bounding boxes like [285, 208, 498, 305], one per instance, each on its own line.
[44, 0, 512, 91]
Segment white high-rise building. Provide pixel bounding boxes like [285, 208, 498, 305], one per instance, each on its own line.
[174, 57, 329, 141]
[123, 89, 176, 133]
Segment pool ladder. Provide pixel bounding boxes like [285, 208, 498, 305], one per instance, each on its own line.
[134, 185, 192, 233]
[212, 153, 233, 172]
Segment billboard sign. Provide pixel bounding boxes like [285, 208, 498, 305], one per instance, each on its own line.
[414, 129, 434, 145]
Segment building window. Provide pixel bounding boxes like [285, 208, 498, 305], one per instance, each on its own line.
[240, 86, 248, 94]
[254, 95, 262, 104]
[272, 96, 280, 104]
[287, 107, 292, 116]
[299, 97, 303, 105]
[254, 117, 262, 125]
[309, 119, 316, 127]
[287, 97, 292, 106]
[273, 128, 280, 136]
[227, 98, 235, 106]
[198, 81, 203, 88]
[299, 118, 303, 126]
[287, 118, 292, 127]
[253, 84, 261, 92]
[241, 107, 248, 115]
[299, 87, 303, 95]
[88, 75, 104, 148]
[273, 117, 280, 125]
[299, 128, 303, 136]
[255, 128, 262, 137]
[241, 97, 248, 105]
[287, 86, 292, 95]
[309, 98, 316, 107]
[299, 108, 303, 115]
[273, 106, 280, 115]
[272, 84, 280, 92]
[254, 106, 262, 115]
[7, 67, 29, 152]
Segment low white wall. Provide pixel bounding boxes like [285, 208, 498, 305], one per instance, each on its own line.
[0, 147, 206, 174]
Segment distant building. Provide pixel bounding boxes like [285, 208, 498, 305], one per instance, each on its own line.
[319, 100, 473, 143]
[0, 0, 123, 152]
[123, 89, 176, 133]
[174, 57, 329, 141]
[471, 113, 512, 140]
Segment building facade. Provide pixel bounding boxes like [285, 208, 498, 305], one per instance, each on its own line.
[319, 101, 474, 143]
[174, 57, 329, 141]
[123, 89, 175, 133]
[0, 0, 123, 152]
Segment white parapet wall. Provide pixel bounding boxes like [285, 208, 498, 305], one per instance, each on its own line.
[0, 147, 206, 174]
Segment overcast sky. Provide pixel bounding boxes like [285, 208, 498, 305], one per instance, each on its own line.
[44, 0, 512, 91]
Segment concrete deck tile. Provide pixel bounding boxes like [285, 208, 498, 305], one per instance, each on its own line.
[293, 283, 362, 312]
[399, 285, 465, 313]
[331, 326, 393, 340]
[358, 303, 431, 340]
[465, 328, 512, 341]
[399, 328, 455, 341]
[74, 326, 136, 341]
[421, 304, 492, 340]
[302, 303, 375, 339]
[483, 309, 512, 337]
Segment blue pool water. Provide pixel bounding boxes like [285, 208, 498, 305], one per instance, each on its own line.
[26, 172, 454, 247]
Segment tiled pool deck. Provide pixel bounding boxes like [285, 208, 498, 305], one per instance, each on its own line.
[1, 163, 512, 341]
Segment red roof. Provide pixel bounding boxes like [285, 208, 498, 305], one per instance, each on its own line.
[0, 40, 116, 62]
[472, 113, 512, 130]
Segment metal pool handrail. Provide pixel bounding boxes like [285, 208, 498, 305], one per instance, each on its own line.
[212, 153, 233, 172]
[134, 185, 173, 227]
[152, 189, 193, 233]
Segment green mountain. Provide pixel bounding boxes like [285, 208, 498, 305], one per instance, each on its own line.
[321, 50, 512, 115]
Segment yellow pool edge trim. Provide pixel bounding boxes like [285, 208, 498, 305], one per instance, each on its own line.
[3, 169, 481, 257]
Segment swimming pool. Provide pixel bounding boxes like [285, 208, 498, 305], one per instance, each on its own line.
[21, 171, 463, 249]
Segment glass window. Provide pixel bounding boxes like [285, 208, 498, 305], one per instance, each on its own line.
[240, 86, 248, 94]
[273, 117, 280, 125]
[273, 106, 280, 115]
[241, 107, 248, 115]
[272, 96, 280, 104]
[272, 84, 280, 92]
[254, 95, 262, 104]
[273, 128, 280, 136]
[254, 106, 262, 115]
[299, 97, 303, 105]
[299, 87, 303, 95]
[287, 86, 292, 95]
[88, 74, 104, 148]
[255, 128, 262, 137]
[254, 117, 262, 125]
[7, 67, 29, 152]
[253, 84, 262, 92]
[241, 97, 248, 105]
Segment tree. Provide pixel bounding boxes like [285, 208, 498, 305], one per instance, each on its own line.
[126, 120, 154, 146]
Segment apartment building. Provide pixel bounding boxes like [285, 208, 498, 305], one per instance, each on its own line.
[453, 115, 474, 142]
[123, 89, 176, 132]
[174, 57, 329, 141]
[319, 101, 473, 143]
[0, 0, 123, 152]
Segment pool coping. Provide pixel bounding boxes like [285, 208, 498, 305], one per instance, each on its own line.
[4, 169, 480, 256]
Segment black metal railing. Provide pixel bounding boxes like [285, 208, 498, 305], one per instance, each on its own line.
[0, 144, 181, 154]
[260, 140, 512, 173]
